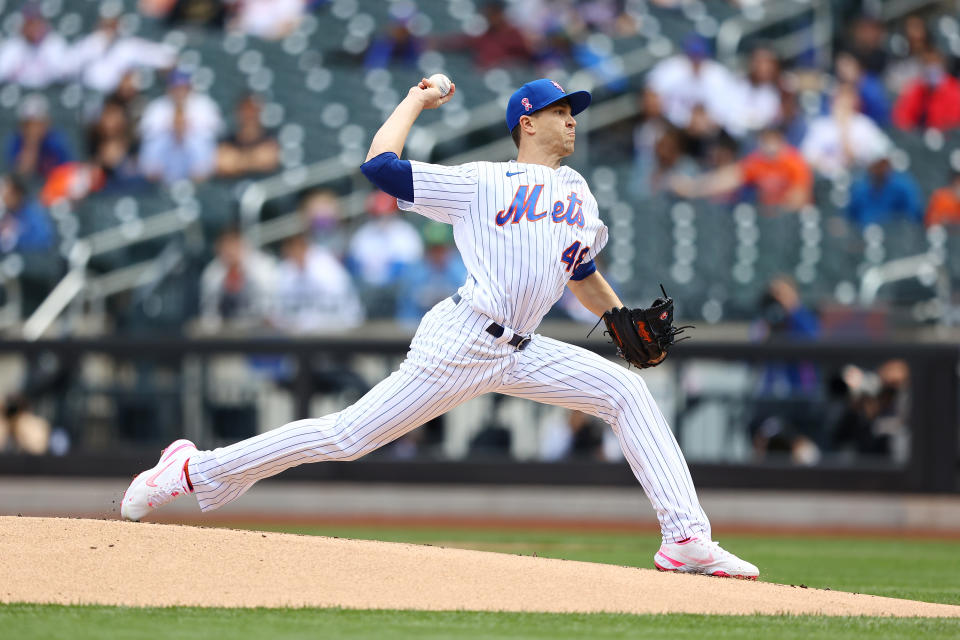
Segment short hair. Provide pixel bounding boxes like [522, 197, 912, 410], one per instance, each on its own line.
[217, 224, 243, 242]
[511, 123, 521, 149]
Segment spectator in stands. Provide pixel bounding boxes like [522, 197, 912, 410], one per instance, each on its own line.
[670, 127, 812, 212]
[439, 0, 535, 70]
[68, 13, 178, 93]
[139, 70, 223, 147]
[347, 191, 423, 298]
[139, 102, 216, 183]
[539, 410, 622, 462]
[216, 93, 280, 179]
[271, 233, 364, 333]
[5, 94, 71, 180]
[732, 45, 782, 135]
[139, 0, 227, 29]
[0, 175, 54, 254]
[886, 14, 934, 94]
[364, 16, 424, 69]
[777, 87, 808, 148]
[299, 188, 348, 257]
[139, 70, 220, 183]
[86, 98, 142, 189]
[0, 4, 68, 88]
[631, 87, 668, 193]
[575, 0, 634, 36]
[534, 27, 627, 92]
[754, 276, 820, 333]
[107, 70, 149, 128]
[646, 34, 738, 135]
[684, 103, 731, 164]
[847, 152, 923, 227]
[42, 98, 146, 206]
[892, 49, 960, 131]
[834, 51, 890, 127]
[829, 361, 909, 459]
[200, 226, 275, 330]
[748, 276, 825, 464]
[230, 0, 305, 41]
[396, 222, 467, 324]
[801, 83, 890, 179]
[751, 275, 820, 389]
[925, 170, 960, 227]
[635, 125, 697, 199]
[42, 94, 144, 206]
[0, 394, 51, 455]
[847, 15, 888, 76]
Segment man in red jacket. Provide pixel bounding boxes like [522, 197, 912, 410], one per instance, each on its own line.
[892, 49, 960, 130]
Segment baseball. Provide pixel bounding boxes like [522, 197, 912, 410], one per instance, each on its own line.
[428, 73, 452, 97]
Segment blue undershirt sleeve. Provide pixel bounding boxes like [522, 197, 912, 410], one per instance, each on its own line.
[570, 259, 597, 281]
[360, 151, 414, 202]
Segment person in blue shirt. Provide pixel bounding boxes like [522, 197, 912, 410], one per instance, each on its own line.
[847, 154, 923, 226]
[363, 18, 423, 69]
[0, 174, 54, 253]
[835, 52, 890, 127]
[5, 94, 71, 180]
[395, 221, 467, 325]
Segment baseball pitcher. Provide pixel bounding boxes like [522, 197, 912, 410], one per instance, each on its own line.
[122, 76, 759, 579]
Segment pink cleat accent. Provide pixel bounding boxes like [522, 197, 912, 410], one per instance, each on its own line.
[121, 439, 197, 521]
[654, 537, 759, 580]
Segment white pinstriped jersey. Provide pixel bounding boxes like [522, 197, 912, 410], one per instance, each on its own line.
[184, 154, 712, 545]
[398, 160, 609, 335]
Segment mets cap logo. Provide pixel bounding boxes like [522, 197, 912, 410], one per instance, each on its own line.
[550, 80, 564, 92]
[521, 97, 532, 111]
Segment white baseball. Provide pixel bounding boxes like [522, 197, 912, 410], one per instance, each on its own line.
[428, 73, 452, 97]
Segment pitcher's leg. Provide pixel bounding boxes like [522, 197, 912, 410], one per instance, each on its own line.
[498, 336, 710, 542]
[190, 354, 496, 512]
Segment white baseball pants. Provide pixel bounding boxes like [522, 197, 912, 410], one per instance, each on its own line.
[188, 296, 711, 542]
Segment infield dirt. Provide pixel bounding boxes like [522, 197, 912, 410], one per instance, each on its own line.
[2, 516, 959, 617]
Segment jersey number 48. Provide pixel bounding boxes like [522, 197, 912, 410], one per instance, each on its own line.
[561, 241, 590, 273]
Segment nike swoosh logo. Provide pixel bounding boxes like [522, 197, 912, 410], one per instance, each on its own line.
[682, 551, 715, 564]
[145, 458, 180, 487]
[506, 171, 524, 177]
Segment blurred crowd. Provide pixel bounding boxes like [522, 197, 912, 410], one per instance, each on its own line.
[742, 275, 910, 465]
[200, 190, 465, 332]
[1, 0, 959, 332]
[631, 18, 960, 229]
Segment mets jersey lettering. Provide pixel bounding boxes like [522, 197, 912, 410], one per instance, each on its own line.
[496, 185, 585, 227]
[398, 160, 609, 334]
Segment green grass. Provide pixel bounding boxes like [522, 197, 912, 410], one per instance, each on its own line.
[2, 605, 960, 640]
[6, 525, 960, 638]
[241, 524, 960, 605]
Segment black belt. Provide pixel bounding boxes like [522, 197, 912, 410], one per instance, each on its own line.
[451, 293, 531, 351]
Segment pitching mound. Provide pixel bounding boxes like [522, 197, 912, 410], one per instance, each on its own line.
[2, 517, 958, 617]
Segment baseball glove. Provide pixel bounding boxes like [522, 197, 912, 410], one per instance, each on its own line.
[597, 285, 690, 369]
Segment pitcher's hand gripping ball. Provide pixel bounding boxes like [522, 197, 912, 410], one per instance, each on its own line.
[601, 285, 690, 368]
[427, 73, 452, 96]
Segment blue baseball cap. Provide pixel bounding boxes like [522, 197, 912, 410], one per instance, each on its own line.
[167, 69, 191, 87]
[506, 79, 591, 132]
[683, 34, 711, 59]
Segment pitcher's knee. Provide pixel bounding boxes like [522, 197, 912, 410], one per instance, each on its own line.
[313, 421, 370, 461]
[607, 377, 651, 421]
[329, 430, 372, 460]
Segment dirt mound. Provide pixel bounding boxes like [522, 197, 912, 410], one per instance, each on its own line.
[2, 517, 958, 616]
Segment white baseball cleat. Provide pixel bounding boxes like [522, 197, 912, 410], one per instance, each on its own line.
[654, 537, 759, 580]
[121, 439, 197, 522]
